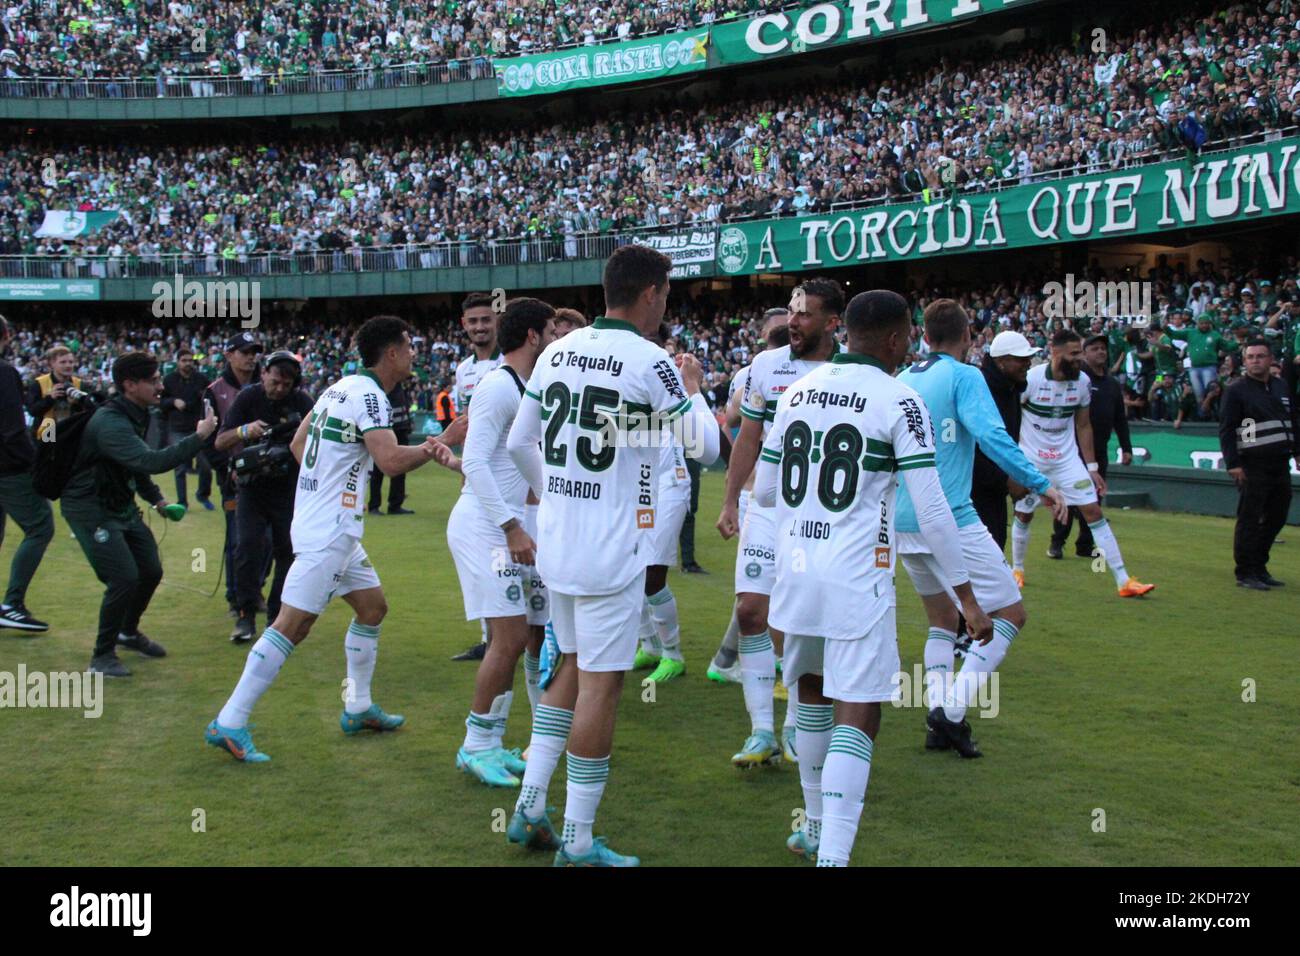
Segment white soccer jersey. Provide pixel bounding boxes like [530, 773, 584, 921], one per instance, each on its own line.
[758, 354, 940, 641]
[1020, 362, 1090, 463]
[292, 371, 392, 552]
[658, 436, 689, 493]
[728, 364, 750, 404]
[453, 348, 504, 413]
[460, 364, 530, 526]
[519, 317, 695, 596]
[741, 343, 839, 439]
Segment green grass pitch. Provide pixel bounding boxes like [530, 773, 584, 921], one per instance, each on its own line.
[0, 467, 1295, 866]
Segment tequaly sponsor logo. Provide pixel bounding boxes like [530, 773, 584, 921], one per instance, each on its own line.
[50, 886, 151, 936]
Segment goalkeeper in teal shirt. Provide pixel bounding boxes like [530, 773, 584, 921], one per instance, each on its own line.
[893, 300, 1066, 757]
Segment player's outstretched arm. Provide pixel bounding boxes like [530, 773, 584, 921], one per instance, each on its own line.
[959, 367, 1052, 497]
[437, 414, 468, 447]
[718, 415, 762, 538]
[363, 427, 437, 477]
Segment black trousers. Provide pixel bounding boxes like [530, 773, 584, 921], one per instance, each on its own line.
[1052, 460, 1108, 554]
[167, 425, 212, 504]
[972, 486, 1009, 551]
[234, 483, 295, 620]
[678, 457, 702, 565]
[368, 429, 410, 511]
[1234, 466, 1292, 579]
[67, 514, 163, 658]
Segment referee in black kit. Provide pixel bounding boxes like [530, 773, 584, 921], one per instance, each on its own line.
[1049, 332, 1133, 559]
[1220, 340, 1296, 590]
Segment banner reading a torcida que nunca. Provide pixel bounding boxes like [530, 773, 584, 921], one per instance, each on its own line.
[715, 138, 1300, 276]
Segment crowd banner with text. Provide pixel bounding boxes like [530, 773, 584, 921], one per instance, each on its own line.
[495, 30, 709, 97]
[642, 230, 717, 278]
[715, 137, 1300, 276]
[710, 0, 1046, 66]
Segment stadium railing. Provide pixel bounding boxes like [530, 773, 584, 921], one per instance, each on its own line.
[4, 127, 1292, 281]
[0, 59, 496, 100]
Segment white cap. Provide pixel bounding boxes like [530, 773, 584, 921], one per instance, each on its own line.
[989, 331, 1041, 358]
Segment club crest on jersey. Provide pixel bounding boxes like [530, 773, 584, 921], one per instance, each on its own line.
[745, 561, 762, 578]
[530, 595, 546, 611]
[506, 584, 521, 602]
[637, 508, 655, 529]
[1073, 478, 1093, 489]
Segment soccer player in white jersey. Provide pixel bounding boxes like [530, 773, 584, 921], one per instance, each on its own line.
[1012, 329, 1156, 598]
[631, 323, 693, 685]
[505, 244, 720, 866]
[707, 310, 789, 686]
[433, 299, 558, 788]
[205, 317, 442, 762]
[754, 290, 993, 867]
[444, 292, 504, 663]
[717, 280, 843, 769]
[895, 301, 1068, 760]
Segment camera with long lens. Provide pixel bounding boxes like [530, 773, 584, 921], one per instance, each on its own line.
[232, 412, 304, 485]
[66, 386, 89, 402]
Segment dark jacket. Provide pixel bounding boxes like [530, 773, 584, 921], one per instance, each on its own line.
[388, 381, 411, 435]
[161, 368, 211, 432]
[61, 397, 204, 525]
[1218, 374, 1296, 472]
[1082, 367, 1132, 464]
[0, 360, 36, 476]
[972, 358, 1026, 495]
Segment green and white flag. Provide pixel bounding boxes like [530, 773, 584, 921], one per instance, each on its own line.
[34, 210, 123, 238]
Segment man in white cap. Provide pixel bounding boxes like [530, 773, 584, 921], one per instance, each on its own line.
[971, 330, 1040, 550]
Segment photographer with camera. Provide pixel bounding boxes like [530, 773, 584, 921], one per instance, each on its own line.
[217, 351, 314, 643]
[202, 333, 261, 617]
[25, 345, 97, 439]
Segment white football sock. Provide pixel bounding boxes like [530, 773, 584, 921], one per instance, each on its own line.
[1011, 515, 1031, 571]
[924, 627, 957, 711]
[796, 702, 833, 843]
[738, 631, 775, 734]
[715, 605, 741, 666]
[523, 651, 541, 714]
[1088, 518, 1129, 585]
[344, 619, 380, 713]
[561, 752, 609, 857]
[783, 677, 798, 730]
[817, 725, 874, 867]
[462, 711, 496, 752]
[516, 704, 572, 817]
[638, 601, 660, 655]
[647, 586, 682, 661]
[945, 618, 1017, 723]
[490, 689, 513, 746]
[217, 627, 293, 728]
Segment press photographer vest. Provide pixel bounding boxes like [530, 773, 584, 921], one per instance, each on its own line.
[34, 372, 83, 436]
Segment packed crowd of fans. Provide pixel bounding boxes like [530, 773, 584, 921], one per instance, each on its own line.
[6, 256, 1297, 428]
[0, 0, 777, 89]
[3, 0, 1299, 271]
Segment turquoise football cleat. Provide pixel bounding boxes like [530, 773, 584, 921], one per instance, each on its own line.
[507, 807, 561, 850]
[731, 729, 781, 769]
[493, 746, 527, 775]
[553, 837, 640, 867]
[456, 747, 520, 787]
[787, 829, 818, 863]
[205, 719, 270, 763]
[340, 703, 405, 734]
